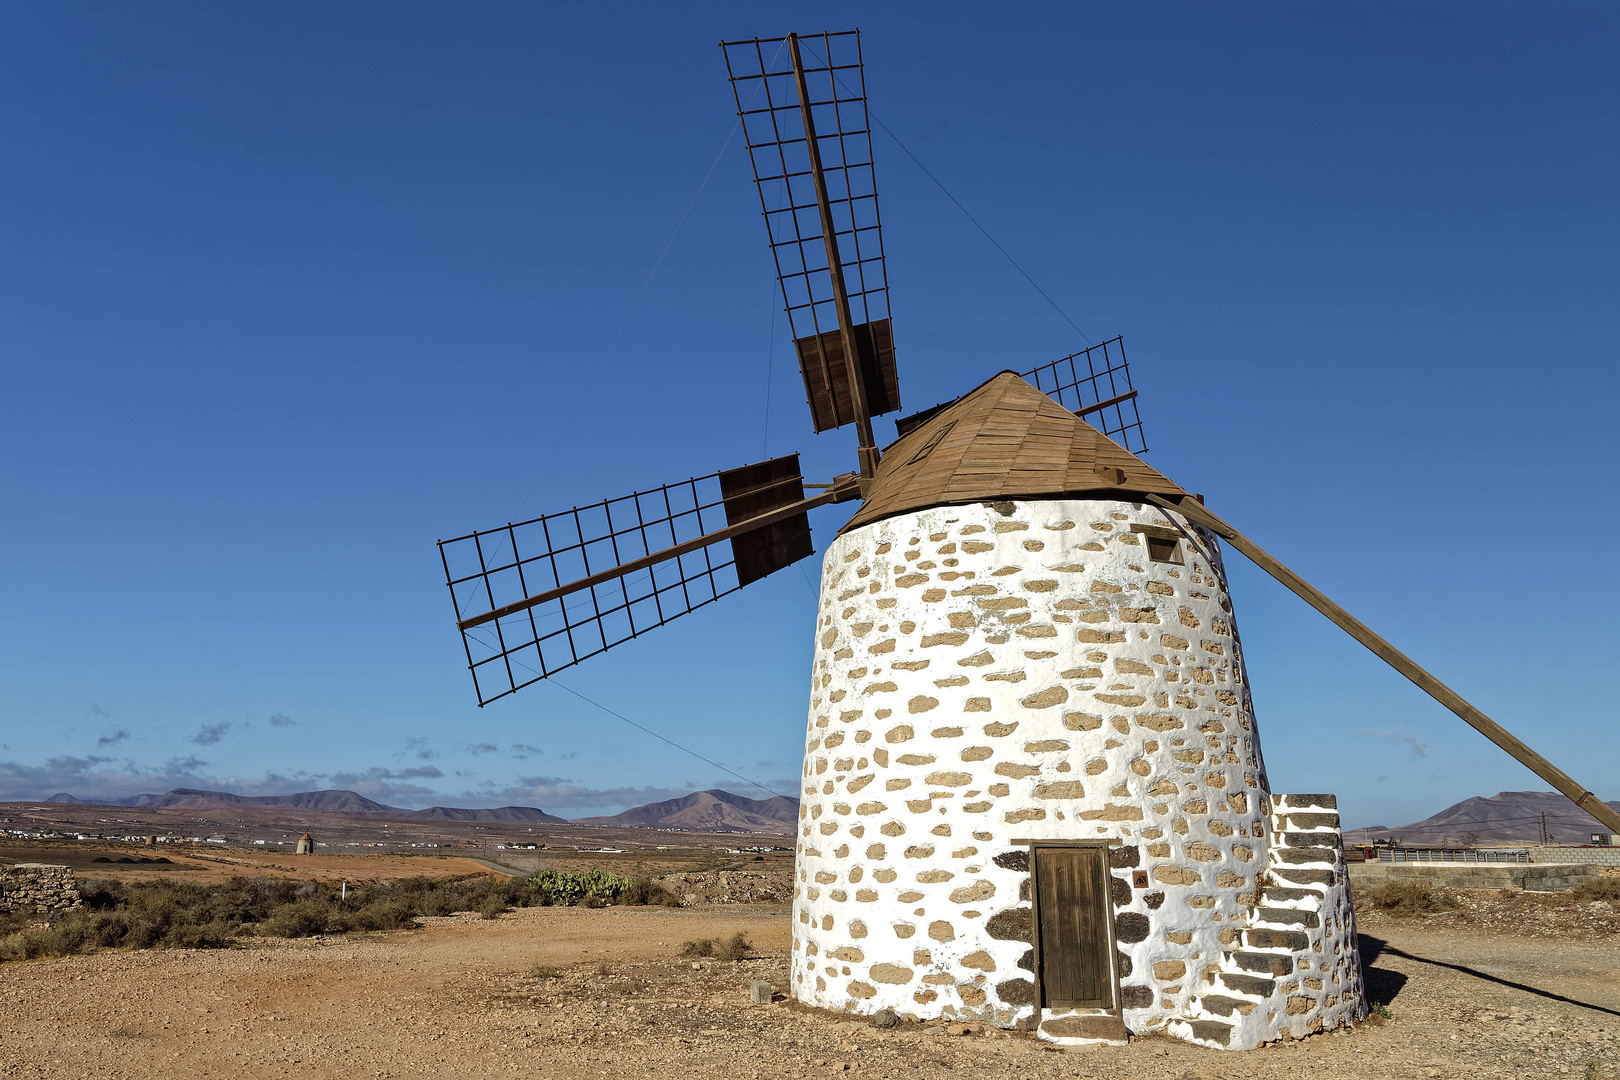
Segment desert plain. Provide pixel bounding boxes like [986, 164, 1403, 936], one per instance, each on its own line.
[4, 837, 1620, 1080]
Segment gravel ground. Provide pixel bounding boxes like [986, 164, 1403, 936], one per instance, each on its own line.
[1, 897, 1617, 1079]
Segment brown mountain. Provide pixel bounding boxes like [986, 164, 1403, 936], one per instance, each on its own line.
[572, 789, 798, 834]
[38, 788, 567, 823]
[130, 788, 397, 813]
[1346, 791, 1620, 846]
[407, 805, 568, 824]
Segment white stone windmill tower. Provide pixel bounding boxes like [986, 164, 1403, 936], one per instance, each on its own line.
[436, 30, 1620, 1050]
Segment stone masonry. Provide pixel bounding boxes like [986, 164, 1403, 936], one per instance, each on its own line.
[790, 497, 1366, 1049]
[0, 863, 82, 914]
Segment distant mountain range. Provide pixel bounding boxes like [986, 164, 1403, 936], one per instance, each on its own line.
[42, 788, 570, 824]
[572, 789, 798, 833]
[34, 786, 1617, 843]
[36, 786, 792, 832]
[1345, 791, 1620, 846]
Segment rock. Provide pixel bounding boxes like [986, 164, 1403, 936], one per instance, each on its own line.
[749, 981, 772, 1005]
[871, 1008, 899, 1029]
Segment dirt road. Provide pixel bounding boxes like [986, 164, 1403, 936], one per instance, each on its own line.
[2, 903, 1617, 1079]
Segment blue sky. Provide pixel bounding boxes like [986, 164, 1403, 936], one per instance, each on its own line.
[2, 3, 1615, 825]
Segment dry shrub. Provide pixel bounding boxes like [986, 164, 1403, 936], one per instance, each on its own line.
[681, 932, 753, 961]
[1360, 881, 1457, 917]
[1572, 877, 1620, 904]
[679, 937, 715, 958]
[620, 879, 680, 907]
[717, 932, 753, 961]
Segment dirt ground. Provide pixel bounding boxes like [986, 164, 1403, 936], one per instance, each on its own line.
[2, 897, 1618, 1079]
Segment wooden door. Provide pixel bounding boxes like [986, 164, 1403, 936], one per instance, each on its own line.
[1034, 846, 1115, 1008]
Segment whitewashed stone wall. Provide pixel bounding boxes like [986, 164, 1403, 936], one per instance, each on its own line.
[790, 498, 1364, 1049]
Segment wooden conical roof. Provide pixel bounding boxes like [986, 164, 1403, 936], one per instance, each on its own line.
[841, 372, 1187, 533]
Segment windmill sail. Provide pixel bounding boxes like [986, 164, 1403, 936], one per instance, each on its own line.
[1021, 336, 1147, 454]
[439, 455, 834, 706]
[722, 31, 899, 448]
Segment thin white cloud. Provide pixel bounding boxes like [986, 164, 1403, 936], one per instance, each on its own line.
[1361, 728, 1428, 758]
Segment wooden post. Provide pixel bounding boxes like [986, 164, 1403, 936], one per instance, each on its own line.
[788, 32, 879, 481]
[1145, 493, 1620, 836]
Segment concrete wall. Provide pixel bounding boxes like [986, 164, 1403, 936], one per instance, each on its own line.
[790, 498, 1364, 1050]
[0, 863, 81, 913]
[1529, 847, 1620, 866]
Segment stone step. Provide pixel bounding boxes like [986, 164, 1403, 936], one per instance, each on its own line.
[1242, 927, 1310, 951]
[1181, 1018, 1234, 1047]
[1257, 880, 1321, 906]
[1274, 811, 1339, 830]
[1194, 994, 1258, 1018]
[1215, 971, 1276, 997]
[1275, 831, 1339, 849]
[1273, 793, 1337, 811]
[1270, 867, 1336, 887]
[1228, 950, 1294, 977]
[1255, 906, 1321, 929]
[1270, 847, 1338, 867]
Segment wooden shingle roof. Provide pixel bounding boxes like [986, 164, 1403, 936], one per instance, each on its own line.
[841, 372, 1187, 533]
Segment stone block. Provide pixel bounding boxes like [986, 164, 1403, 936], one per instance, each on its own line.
[1040, 1013, 1127, 1041]
[750, 981, 773, 1004]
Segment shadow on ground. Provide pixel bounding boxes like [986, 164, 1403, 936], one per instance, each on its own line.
[1360, 933, 1620, 1018]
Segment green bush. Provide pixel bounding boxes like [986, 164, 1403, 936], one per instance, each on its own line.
[260, 900, 333, 938]
[0, 867, 676, 962]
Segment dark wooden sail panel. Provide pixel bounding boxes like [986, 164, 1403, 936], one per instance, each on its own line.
[843, 372, 1186, 533]
[719, 455, 814, 586]
[795, 317, 899, 433]
[1034, 846, 1115, 1009]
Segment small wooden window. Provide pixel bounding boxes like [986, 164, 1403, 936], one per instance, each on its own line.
[1131, 523, 1184, 565]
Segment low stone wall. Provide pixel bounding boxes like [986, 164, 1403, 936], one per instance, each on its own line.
[657, 870, 791, 906]
[1350, 862, 1601, 893]
[0, 863, 82, 913]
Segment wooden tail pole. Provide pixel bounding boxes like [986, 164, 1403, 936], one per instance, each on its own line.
[1145, 493, 1620, 837]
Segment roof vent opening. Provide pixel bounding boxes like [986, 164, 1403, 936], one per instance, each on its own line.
[1146, 535, 1180, 565]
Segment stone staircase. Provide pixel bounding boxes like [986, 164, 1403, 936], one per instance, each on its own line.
[1168, 794, 1363, 1050]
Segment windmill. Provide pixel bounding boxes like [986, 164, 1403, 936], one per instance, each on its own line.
[436, 30, 1619, 1050]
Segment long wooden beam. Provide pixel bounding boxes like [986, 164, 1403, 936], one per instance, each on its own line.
[458, 488, 843, 631]
[788, 32, 879, 481]
[1145, 492, 1620, 837]
[1073, 388, 1138, 419]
